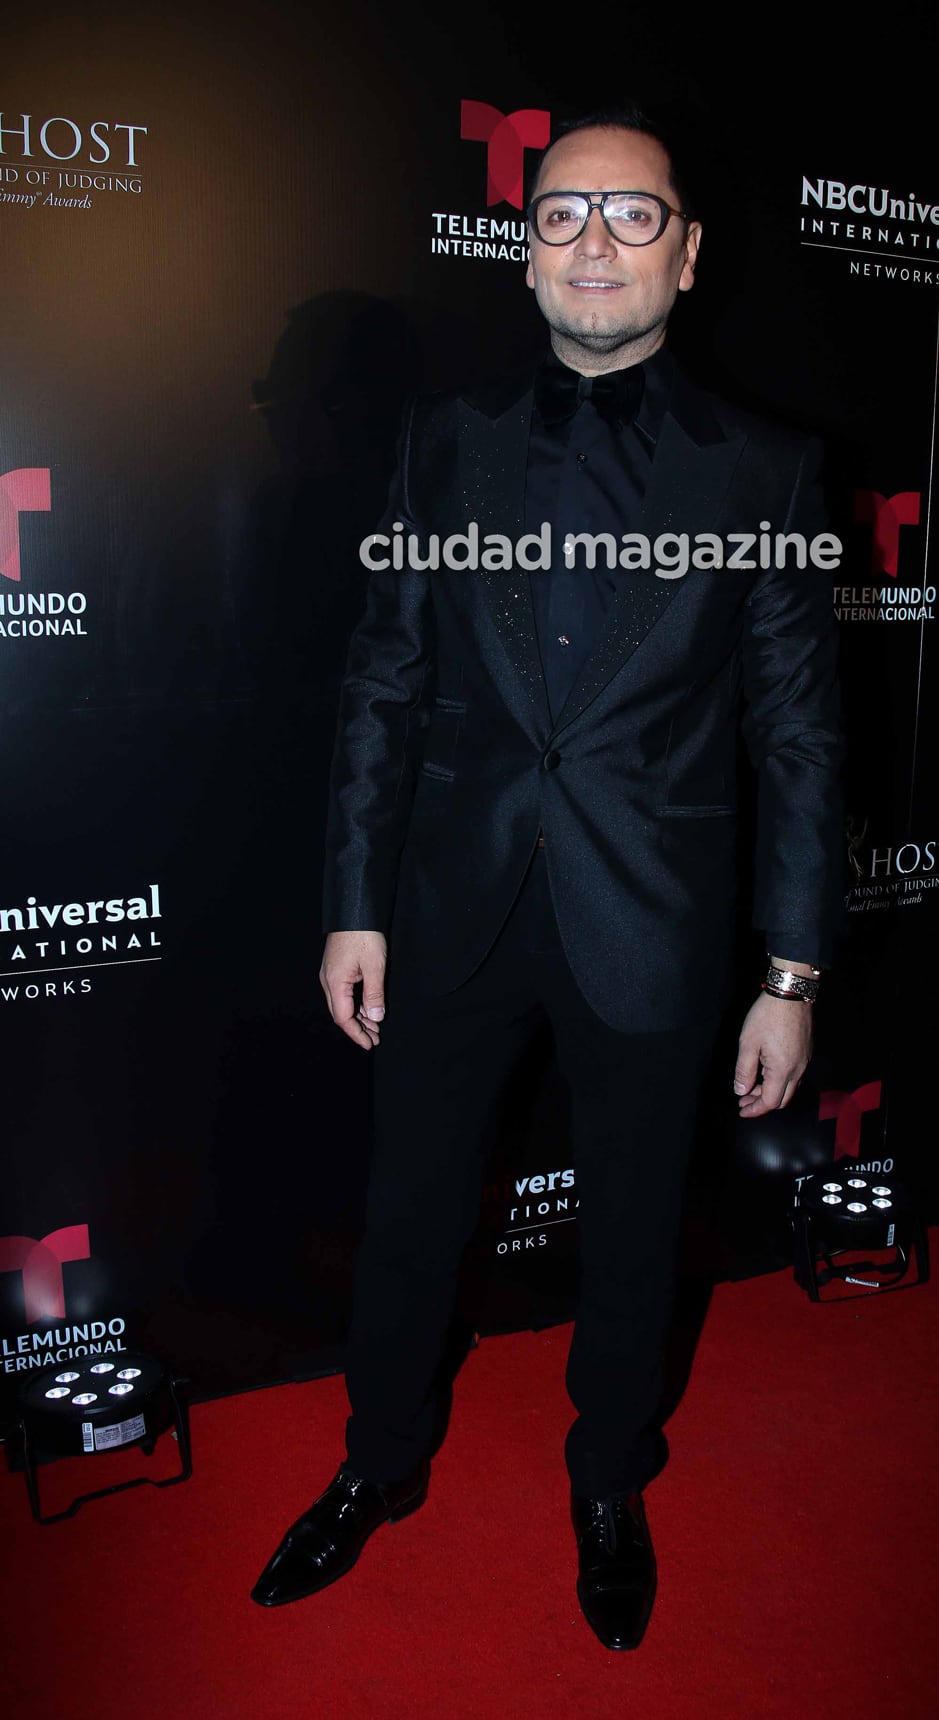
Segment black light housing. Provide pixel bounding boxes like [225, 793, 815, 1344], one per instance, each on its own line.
[793, 1173, 930, 1301]
[12, 1350, 191, 1524]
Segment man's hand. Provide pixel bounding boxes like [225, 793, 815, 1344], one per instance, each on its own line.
[733, 993, 813, 1117]
[320, 931, 387, 1050]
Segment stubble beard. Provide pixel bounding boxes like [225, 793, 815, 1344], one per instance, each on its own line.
[547, 305, 665, 360]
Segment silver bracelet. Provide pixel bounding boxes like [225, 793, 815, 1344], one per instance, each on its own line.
[762, 982, 813, 1003]
[763, 962, 820, 1002]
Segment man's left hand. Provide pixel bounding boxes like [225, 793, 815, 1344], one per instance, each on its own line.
[733, 993, 813, 1117]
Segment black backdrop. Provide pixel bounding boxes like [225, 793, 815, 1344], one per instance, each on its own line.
[1, 1, 937, 1416]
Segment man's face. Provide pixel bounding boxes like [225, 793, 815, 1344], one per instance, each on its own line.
[525, 127, 701, 363]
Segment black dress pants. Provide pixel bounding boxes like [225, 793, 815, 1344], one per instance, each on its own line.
[343, 843, 721, 1498]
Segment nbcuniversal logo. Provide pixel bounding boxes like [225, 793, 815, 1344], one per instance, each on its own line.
[799, 176, 939, 287]
[0, 883, 163, 1003]
[0, 465, 90, 639]
[430, 100, 550, 264]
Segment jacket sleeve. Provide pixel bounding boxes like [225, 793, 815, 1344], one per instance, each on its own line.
[740, 435, 845, 967]
[321, 397, 436, 934]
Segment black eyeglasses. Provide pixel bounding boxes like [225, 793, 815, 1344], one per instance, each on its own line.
[527, 190, 689, 247]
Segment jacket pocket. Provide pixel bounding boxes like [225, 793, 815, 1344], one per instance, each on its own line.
[419, 759, 457, 782]
[433, 695, 467, 713]
[653, 804, 734, 818]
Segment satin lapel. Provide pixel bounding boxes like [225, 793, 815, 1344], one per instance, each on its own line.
[549, 407, 747, 737]
[458, 390, 553, 734]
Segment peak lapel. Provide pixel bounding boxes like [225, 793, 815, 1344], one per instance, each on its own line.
[458, 380, 553, 735]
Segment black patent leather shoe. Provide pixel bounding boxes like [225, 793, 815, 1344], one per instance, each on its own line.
[250, 1459, 429, 1607]
[572, 1488, 657, 1650]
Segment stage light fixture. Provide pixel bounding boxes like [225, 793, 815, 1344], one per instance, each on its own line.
[13, 1350, 191, 1524]
[793, 1173, 929, 1301]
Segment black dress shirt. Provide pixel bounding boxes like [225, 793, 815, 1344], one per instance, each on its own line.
[524, 344, 674, 726]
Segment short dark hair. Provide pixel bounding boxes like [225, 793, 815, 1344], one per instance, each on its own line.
[526, 103, 695, 221]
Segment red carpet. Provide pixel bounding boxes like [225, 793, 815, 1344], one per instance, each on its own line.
[2, 1259, 937, 1719]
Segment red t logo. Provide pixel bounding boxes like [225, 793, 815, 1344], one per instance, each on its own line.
[818, 1082, 883, 1160]
[0, 1225, 91, 1322]
[853, 490, 920, 578]
[460, 101, 551, 209]
[0, 467, 52, 582]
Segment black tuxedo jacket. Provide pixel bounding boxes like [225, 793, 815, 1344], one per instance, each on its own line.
[322, 359, 844, 1032]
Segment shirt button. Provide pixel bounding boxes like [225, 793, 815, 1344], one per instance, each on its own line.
[576, 452, 587, 464]
[543, 750, 561, 771]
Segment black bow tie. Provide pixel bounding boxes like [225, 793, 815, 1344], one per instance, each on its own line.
[534, 361, 644, 429]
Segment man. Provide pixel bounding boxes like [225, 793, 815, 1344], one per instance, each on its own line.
[252, 105, 843, 1649]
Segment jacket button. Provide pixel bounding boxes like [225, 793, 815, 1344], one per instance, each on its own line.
[543, 750, 561, 771]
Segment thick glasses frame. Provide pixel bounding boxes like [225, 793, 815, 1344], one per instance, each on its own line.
[527, 189, 690, 247]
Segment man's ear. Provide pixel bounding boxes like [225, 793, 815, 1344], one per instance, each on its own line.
[678, 221, 702, 293]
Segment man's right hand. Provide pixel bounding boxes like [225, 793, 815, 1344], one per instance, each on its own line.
[319, 931, 387, 1050]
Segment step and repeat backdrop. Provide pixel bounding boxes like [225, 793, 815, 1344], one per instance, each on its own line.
[1, 3, 936, 1415]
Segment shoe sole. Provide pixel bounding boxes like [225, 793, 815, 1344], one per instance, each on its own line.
[250, 1484, 428, 1608]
